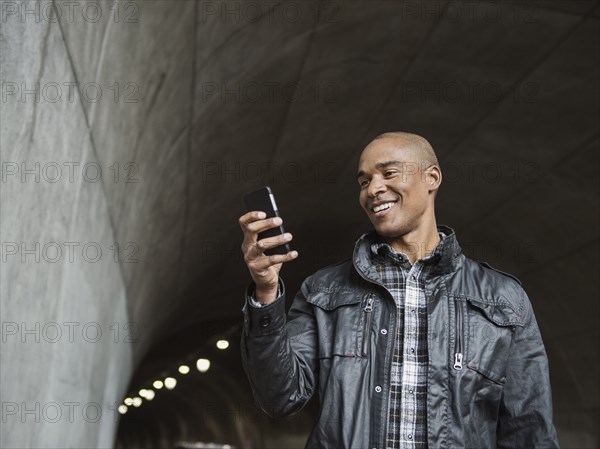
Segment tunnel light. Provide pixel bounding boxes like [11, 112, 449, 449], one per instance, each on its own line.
[153, 380, 164, 389]
[164, 377, 177, 390]
[178, 364, 190, 374]
[118, 405, 128, 414]
[132, 397, 142, 407]
[124, 397, 133, 406]
[223, 445, 231, 449]
[139, 389, 155, 399]
[216, 339, 230, 350]
[196, 358, 211, 373]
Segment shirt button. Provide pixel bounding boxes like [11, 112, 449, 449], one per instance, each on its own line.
[409, 389, 414, 394]
[375, 386, 382, 393]
[411, 275, 416, 280]
[408, 434, 413, 440]
[259, 315, 271, 328]
[380, 329, 388, 335]
[410, 348, 415, 353]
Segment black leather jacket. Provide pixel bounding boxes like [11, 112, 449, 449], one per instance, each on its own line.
[241, 226, 559, 448]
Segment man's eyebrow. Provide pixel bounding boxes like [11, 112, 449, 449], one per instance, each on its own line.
[376, 160, 403, 169]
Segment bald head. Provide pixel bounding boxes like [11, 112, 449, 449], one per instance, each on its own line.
[370, 132, 439, 168]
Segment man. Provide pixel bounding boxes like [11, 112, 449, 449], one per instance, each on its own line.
[239, 132, 559, 448]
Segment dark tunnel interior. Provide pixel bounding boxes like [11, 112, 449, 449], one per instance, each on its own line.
[1, 1, 598, 448]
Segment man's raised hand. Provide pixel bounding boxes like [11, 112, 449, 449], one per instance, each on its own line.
[239, 211, 298, 304]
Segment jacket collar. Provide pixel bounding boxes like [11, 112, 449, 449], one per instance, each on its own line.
[353, 225, 462, 282]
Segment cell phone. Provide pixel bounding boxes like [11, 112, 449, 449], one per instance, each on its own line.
[243, 186, 291, 256]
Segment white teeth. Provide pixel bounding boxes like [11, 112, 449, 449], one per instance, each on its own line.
[373, 202, 395, 213]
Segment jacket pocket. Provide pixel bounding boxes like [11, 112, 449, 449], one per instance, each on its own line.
[306, 290, 366, 359]
[462, 296, 517, 384]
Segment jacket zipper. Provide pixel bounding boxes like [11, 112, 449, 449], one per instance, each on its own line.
[454, 297, 464, 370]
[362, 295, 374, 356]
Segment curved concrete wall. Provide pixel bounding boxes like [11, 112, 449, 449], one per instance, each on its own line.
[1, 1, 194, 447]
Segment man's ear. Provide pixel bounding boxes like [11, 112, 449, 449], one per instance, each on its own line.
[427, 165, 442, 193]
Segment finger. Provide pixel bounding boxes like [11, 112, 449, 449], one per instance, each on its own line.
[250, 250, 299, 269]
[256, 233, 293, 252]
[245, 233, 291, 260]
[239, 211, 267, 228]
[245, 216, 283, 235]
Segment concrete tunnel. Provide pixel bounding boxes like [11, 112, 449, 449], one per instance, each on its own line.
[0, 0, 598, 448]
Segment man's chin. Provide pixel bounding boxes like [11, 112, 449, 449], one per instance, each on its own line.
[372, 222, 406, 239]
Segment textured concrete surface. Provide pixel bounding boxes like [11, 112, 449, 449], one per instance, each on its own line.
[1, 0, 598, 448]
[0, 1, 192, 447]
[0, 3, 134, 447]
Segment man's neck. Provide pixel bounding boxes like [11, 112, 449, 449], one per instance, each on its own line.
[386, 223, 441, 264]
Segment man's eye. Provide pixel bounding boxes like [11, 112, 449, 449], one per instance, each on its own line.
[359, 179, 369, 188]
[384, 170, 399, 177]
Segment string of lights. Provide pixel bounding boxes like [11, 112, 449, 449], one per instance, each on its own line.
[118, 338, 230, 415]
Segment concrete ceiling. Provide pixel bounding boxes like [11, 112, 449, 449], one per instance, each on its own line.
[13, 0, 596, 447]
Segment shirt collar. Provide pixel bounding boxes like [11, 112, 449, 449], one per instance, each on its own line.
[353, 225, 462, 279]
[370, 230, 446, 265]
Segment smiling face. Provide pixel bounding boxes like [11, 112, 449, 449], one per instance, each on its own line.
[357, 135, 441, 241]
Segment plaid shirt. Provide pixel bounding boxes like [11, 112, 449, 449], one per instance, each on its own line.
[371, 233, 446, 449]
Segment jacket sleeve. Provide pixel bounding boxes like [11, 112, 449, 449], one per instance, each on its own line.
[240, 278, 319, 417]
[497, 289, 560, 448]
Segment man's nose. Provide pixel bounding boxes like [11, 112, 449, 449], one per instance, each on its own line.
[367, 176, 386, 197]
